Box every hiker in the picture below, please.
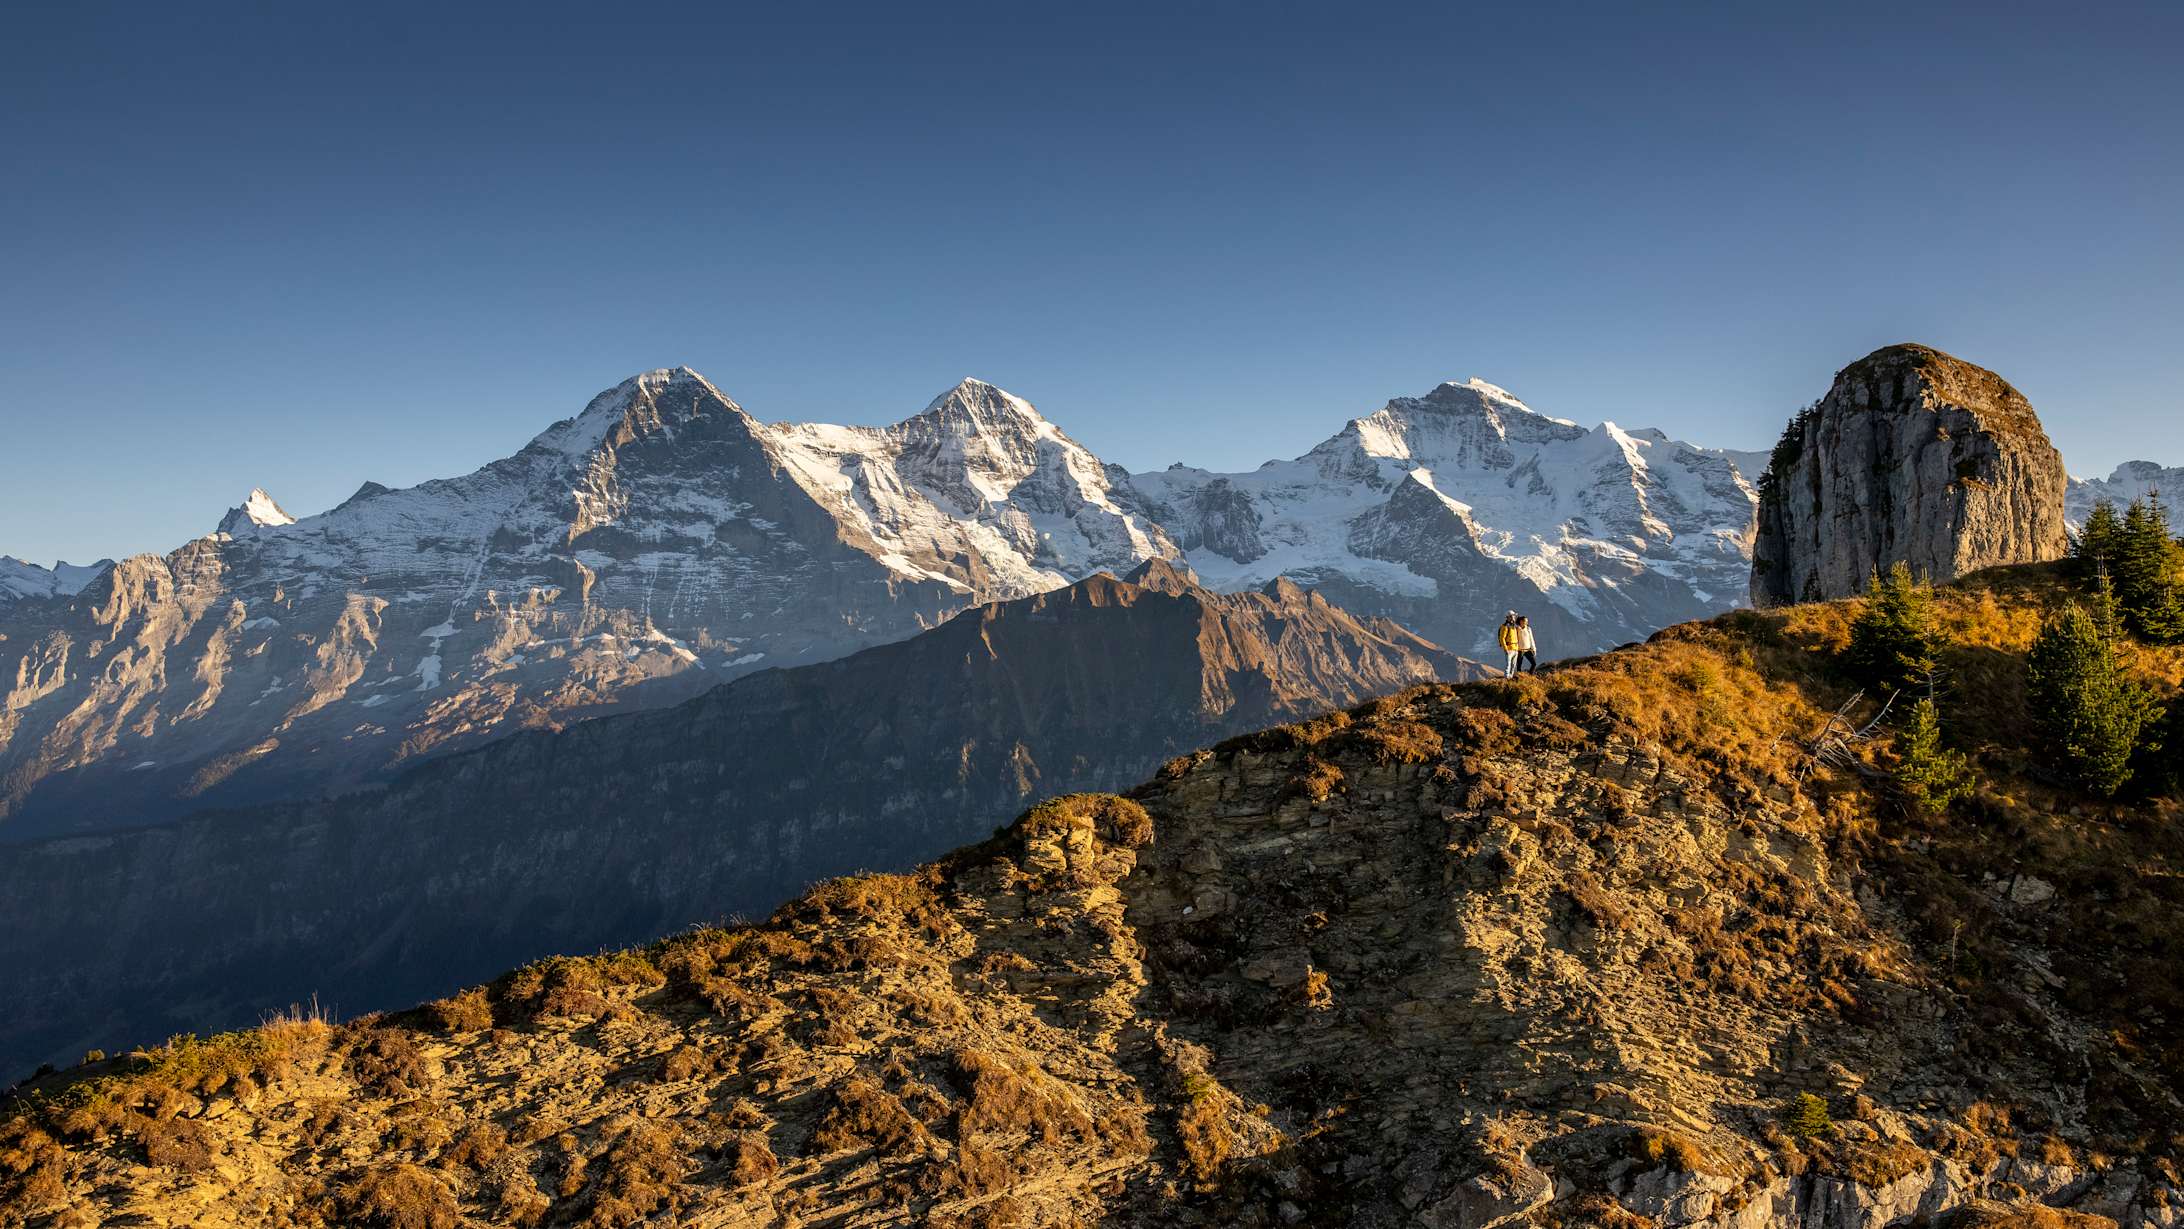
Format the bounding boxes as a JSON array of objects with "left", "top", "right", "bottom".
[
  {"left": 1515, "top": 614, "right": 1538, "bottom": 674},
  {"left": 1497, "top": 611, "right": 1521, "bottom": 677}
]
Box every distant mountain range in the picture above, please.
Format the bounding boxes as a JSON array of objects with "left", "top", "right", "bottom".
[
  {"left": 0, "top": 371, "right": 1174, "bottom": 837},
  {"left": 3, "top": 367, "right": 2169, "bottom": 838},
  {"left": 1124, "top": 377, "right": 1762, "bottom": 660},
  {"left": 0, "top": 562, "right": 1485, "bottom": 1075},
  {"left": 2065, "top": 460, "right": 2184, "bottom": 525}
]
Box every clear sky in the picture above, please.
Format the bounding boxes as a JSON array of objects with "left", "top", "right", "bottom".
[{"left": 4, "top": 2, "right": 2179, "bottom": 566}]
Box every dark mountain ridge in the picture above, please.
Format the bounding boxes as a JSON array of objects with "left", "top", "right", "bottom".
[{"left": 0, "top": 566, "right": 1482, "bottom": 1076}]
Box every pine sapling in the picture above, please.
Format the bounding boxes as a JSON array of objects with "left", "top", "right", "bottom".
[
  {"left": 2026, "top": 594, "right": 2158, "bottom": 797},
  {"left": 1896, "top": 697, "right": 1974, "bottom": 814},
  {"left": 1783, "top": 1092, "right": 1834, "bottom": 1141},
  {"left": 1845, "top": 562, "right": 1936, "bottom": 693}
]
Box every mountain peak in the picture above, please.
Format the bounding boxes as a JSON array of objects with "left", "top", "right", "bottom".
[
  {"left": 909, "top": 378, "right": 1054, "bottom": 436},
  {"left": 242, "top": 488, "right": 294, "bottom": 525},
  {"left": 530, "top": 367, "right": 743, "bottom": 459},
  {"left": 1416, "top": 377, "right": 1577, "bottom": 427},
  {"left": 1443, "top": 376, "right": 1522, "bottom": 402},
  {"left": 1123, "top": 555, "right": 1201, "bottom": 594},
  {"left": 216, "top": 488, "right": 296, "bottom": 537}
]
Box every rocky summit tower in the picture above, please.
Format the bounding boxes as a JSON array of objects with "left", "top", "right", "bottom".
[{"left": 1751, "top": 343, "right": 2068, "bottom": 606}]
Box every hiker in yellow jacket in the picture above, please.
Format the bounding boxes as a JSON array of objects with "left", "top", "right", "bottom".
[{"left": 1497, "top": 611, "right": 1521, "bottom": 677}]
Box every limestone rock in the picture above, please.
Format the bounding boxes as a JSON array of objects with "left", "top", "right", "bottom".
[{"left": 1751, "top": 344, "right": 2067, "bottom": 605}]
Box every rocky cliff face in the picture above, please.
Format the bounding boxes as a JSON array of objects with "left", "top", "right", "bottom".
[
  {"left": 8, "top": 568, "right": 2178, "bottom": 1228},
  {"left": 0, "top": 567, "right": 1482, "bottom": 1077},
  {"left": 1752, "top": 344, "right": 2068, "bottom": 605}
]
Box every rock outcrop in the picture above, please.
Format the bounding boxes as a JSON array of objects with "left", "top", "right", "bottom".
[{"left": 1752, "top": 344, "right": 2067, "bottom": 606}]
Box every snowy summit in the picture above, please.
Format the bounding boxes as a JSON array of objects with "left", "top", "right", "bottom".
[{"left": 217, "top": 488, "right": 298, "bottom": 536}]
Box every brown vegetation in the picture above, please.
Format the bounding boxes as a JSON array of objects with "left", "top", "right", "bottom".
[{"left": 6, "top": 565, "right": 2181, "bottom": 1227}]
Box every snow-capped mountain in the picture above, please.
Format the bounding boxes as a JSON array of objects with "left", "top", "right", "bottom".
[
  {"left": 1123, "top": 378, "right": 1759, "bottom": 658},
  {"left": 2066, "top": 461, "right": 2184, "bottom": 527},
  {"left": 215, "top": 488, "right": 296, "bottom": 536},
  {"left": 765, "top": 378, "right": 1173, "bottom": 594},
  {"left": 0, "top": 365, "right": 1764, "bottom": 837},
  {"left": 0, "top": 369, "right": 1176, "bottom": 837},
  {"left": 0, "top": 557, "right": 110, "bottom": 607}
]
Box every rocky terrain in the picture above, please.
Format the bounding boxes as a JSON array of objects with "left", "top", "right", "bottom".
[
  {"left": 1752, "top": 344, "right": 2069, "bottom": 605},
  {"left": 0, "top": 371, "right": 1179, "bottom": 838},
  {"left": 0, "top": 563, "right": 1483, "bottom": 1078},
  {"left": 6, "top": 562, "right": 2179, "bottom": 1228},
  {"left": 1127, "top": 377, "right": 1761, "bottom": 660}
]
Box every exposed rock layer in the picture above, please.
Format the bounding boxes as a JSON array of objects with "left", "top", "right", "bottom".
[{"left": 1752, "top": 344, "right": 2068, "bottom": 605}]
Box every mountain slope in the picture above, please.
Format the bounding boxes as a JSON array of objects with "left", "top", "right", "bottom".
[
  {"left": 1125, "top": 378, "right": 1758, "bottom": 659},
  {"left": 0, "top": 370, "right": 1177, "bottom": 838},
  {"left": 6, "top": 563, "right": 2176, "bottom": 1229},
  {"left": 0, "top": 565, "right": 1482, "bottom": 1077}
]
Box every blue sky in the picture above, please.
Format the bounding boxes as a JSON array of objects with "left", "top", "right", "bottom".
[{"left": 4, "top": 2, "right": 2179, "bottom": 566}]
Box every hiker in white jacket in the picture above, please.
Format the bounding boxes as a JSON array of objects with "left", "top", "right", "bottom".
[{"left": 1514, "top": 615, "right": 1538, "bottom": 675}]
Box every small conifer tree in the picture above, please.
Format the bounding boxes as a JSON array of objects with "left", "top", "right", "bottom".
[
  {"left": 1783, "top": 1092, "right": 1834, "bottom": 1140},
  {"left": 2113, "top": 492, "right": 2184, "bottom": 642},
  {"left": 2075, "top": 499, "right": 2124, "bottom": 574},
  {"left": 2026, "top": 592, "right": 2158, "bottom": 796},
  {"left": 1845, "top": 562, "right": 1936, "bottom": 692},
  {"left": 1896, "top": 697, "right": 1974, "bottom": 814},
  {"left": 2133, "top": 698, "right": 2181, "bottom": 800}
]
